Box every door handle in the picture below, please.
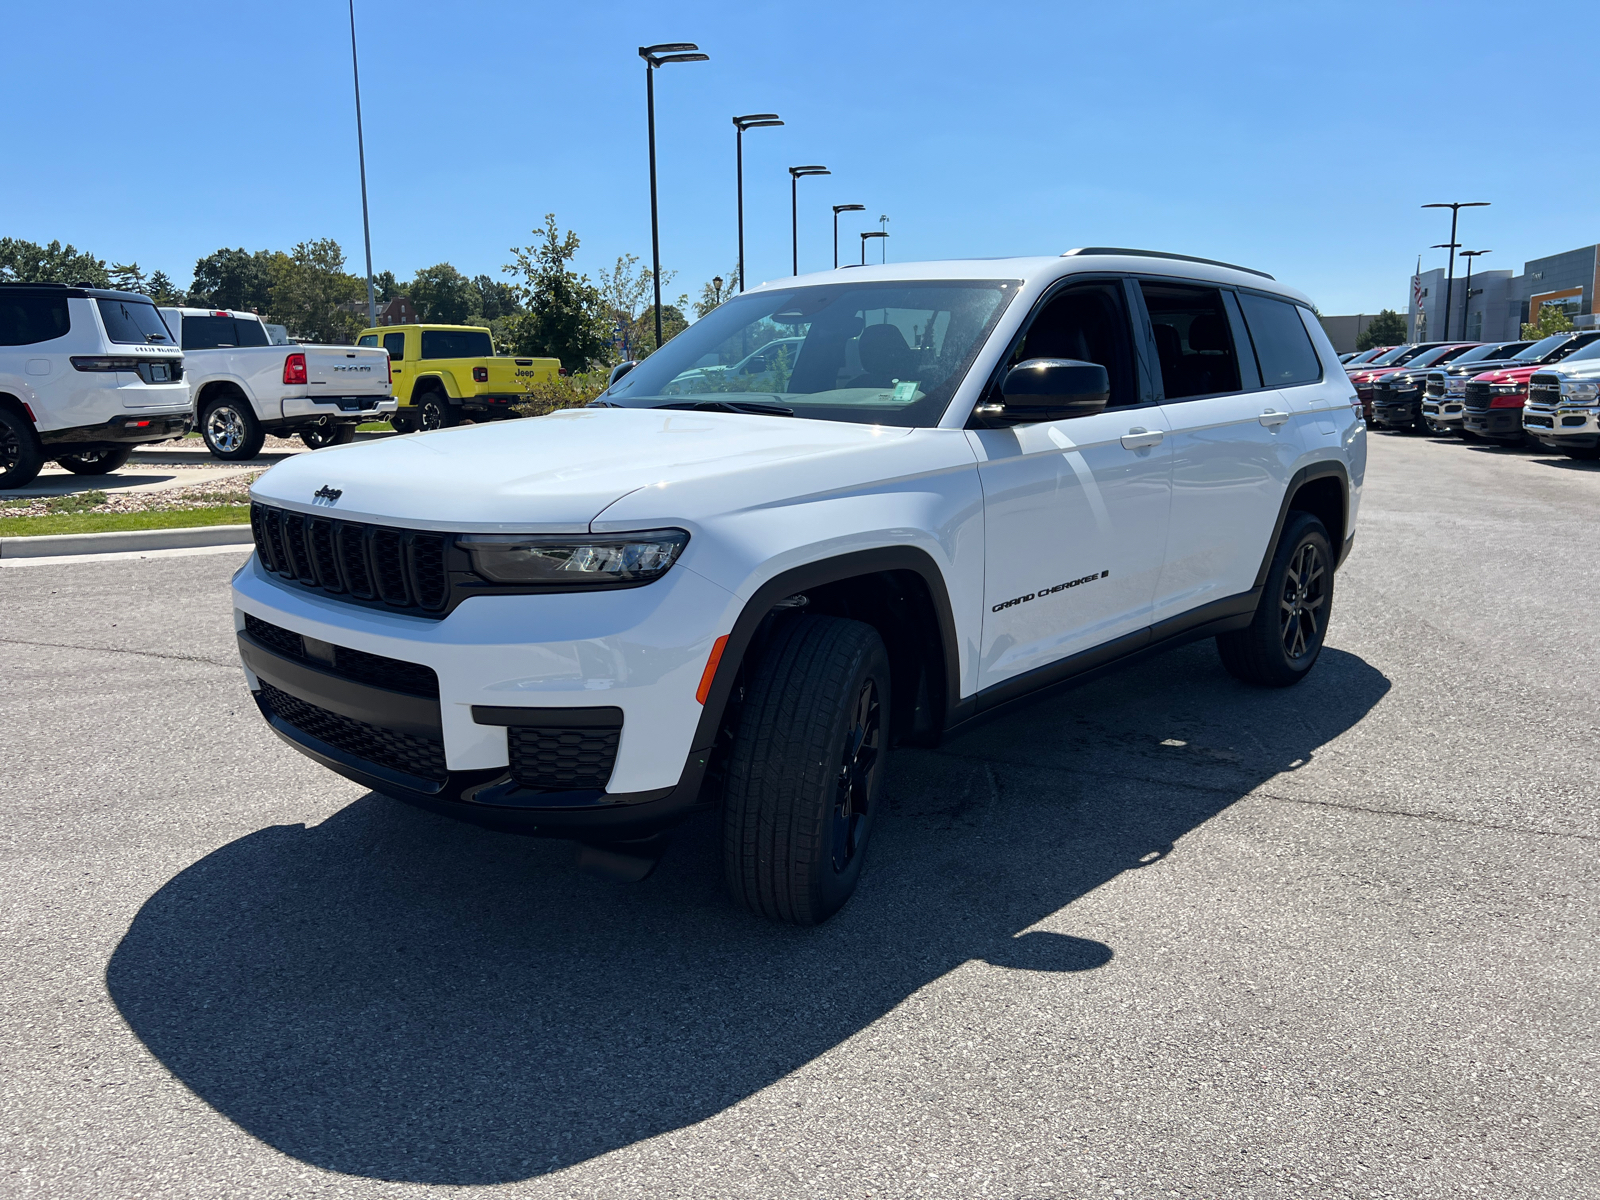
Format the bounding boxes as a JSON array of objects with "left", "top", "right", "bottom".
[
  {"left": 1259, "top": 409, "right": 1291, "bottom": 428},
  {"left": 1121, "top": 427, "right": 1164, "bottom": 450}
]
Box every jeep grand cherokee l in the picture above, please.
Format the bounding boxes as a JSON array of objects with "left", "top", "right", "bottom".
[{"left": 233, "top": 248, "right": 1363, "bottom": 924}]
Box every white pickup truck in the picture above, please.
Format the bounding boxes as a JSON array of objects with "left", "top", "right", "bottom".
[{"left": 159, "top": 307, "right": 395, "bottom": 459}]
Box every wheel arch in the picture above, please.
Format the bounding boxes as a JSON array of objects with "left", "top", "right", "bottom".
[
  {"left": 409, "top": 374, "right": 453, "bottom": 403},
  {"left": 1254, "top": 460, "right": 1350, "bottom": 588},
  {"left": 691, "top": 547, "right": 963, "bottom": 755},
  {"left": 0, "top": 391, "right": 38, "bottom": 429},
  {"left": 195, "top": 379, "right": 249, "bottom": 410}
]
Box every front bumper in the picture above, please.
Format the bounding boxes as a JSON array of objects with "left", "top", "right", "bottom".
[
  {"left": 232, "top": 554, "right": 737, "bottom": 839},
  {"left": 1421, "top": 397, "right": 1464, "bottom": 427},
  {"left": 1372, "top": 395, "right": 1421, "bottom": 425},
  {"left": 1463, "top": 407, "right": 1525, "bottom": 439},
  {"left": 1524, "top": 404, "right": 1600, "bottom": 447}
]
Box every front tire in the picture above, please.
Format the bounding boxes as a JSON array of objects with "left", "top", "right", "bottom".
[
  {"left": 722, "top": 615, "right": 890, "bottom": 926},
  {"left": 55, "top": 446, "right": 134, "bottom": 474},
  {"left": 0, "top": 407, "right": 45, "bottom": 490},
  {"left": 201, "top": 396, "right": 266, "bottom": 460},
  {"left": 1216, "top": 511, "right": 1333, "bottom": 688}
]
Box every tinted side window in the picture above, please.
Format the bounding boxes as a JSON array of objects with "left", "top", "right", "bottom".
[
  {"left": 0, "top": 292, "right": 71, "bottom": 346},
  {"left": 97, "top": 298, "right": 174, "bottom": 345},
  {"left": 232, "top": 318, "right": 269, "bottom": 348},
  {"left": 182, "top": 316, "right": 269, "bottom": 349},
  {"left": 1238, "top": 293, "right": 1322, "bottom": 387},
  {"left": 383, "top": 332, "right": 405, "bottom": 358},
  {"left": 1006, "top": 281, "right": 1137, "bottom": 407},
  {"left": 421, "top": 330, "right": 492, "bottom": 359},
  {"left": 1140, "top": 283, "right": 1242, "bottom": 400}
]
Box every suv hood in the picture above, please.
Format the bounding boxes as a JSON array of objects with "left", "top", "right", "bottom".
[{"left": 250, "top": 407, "right": 919, "bottom": 532}]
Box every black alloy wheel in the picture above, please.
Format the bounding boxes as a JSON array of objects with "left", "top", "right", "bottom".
[
  {"left": 1216, "top": 511, "right": 1334, "bottom": 687},
  {"left": 416, "top": 394, "right": 450, "bottom": 430},
  {"left": 832, "top": 677, "right": 882, "bottom": 873},
  {"left": 0, "top": 407, "right": 45, "bottom": 489},
  {"left": 55, "top": 446, "right": 134, "bottom": 475}
]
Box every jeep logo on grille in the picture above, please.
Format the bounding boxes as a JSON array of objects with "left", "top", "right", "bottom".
[{"left": 313, "top": 485, "right": 343, "bottom": 504}]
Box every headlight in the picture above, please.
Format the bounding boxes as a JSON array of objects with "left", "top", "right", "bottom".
[
  {"left": 1491, "top": 383, "right": 1523, "bottom": 395},
  {"left": 1561, "top": 380, "right": 1600, "bottom": 402},
  {"left": 457, "top": 529, "right": 688, "bottom": 585}
]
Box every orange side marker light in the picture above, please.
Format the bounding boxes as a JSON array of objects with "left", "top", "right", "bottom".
[{"left": 696, "top": 635, "right": 729, "bottom": 705}]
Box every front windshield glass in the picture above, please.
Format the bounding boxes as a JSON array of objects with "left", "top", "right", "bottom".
[
  {"left": 1406, "top": 345, "right": 1460, "bottom": 369},
  {"left": 1370, "top": 345, "right": 1414, "bottom": 366},
  {"left": 1347, "top": 348, "right": 1382, "bottom": 364},
  {"left": 1452, "top": 342, "right": 1519, "bottom": 365},
  {"left": 1557, "top": 337, "right": 1600, "bottom": 365},
  {"left": 601, "top": 279, "right": 1018, "bottom": 427},
  {"left": 1515, "top": 334, "right": 1571, "bottom": 361}
]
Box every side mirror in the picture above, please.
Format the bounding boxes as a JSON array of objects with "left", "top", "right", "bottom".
[
  {"left": 995, "top": 358, "right": 1110, "bottom": 421},
  {"left": 608, "top": 360, "right": 638, "bottom": 387}
]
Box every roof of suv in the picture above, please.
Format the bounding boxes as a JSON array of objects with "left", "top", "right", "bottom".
[
  {"left": 759, "top": 250, "right": 1313, "bottom": 308},
  {"left": 0, "top": 281, "right": 156, "bottom": 304}
]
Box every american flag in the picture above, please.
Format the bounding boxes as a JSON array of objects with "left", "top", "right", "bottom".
[{"left": 1412, "top": 256, "right": 1424, "bottom": 312}]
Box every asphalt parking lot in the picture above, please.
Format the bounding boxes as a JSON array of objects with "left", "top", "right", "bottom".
[{"left": 1, "top": 432, "right": 1595, "bottom": 1199}]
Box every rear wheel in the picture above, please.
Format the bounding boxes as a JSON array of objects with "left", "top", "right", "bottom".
[
  {"left": 299, "top": 422, "right": 356, "bottom": 450},
  {"left": 1216, "top": 511, "right": 1333, "bottom": 688},
  {"left": 415, "top": 392, "right": 452, "bottom": 430},
  {"left": 723, "top": 615, "right": 890, "bottom": 926},
  {"left": 0, "top": 407, "right": 45, "bottom": 490},
  {"left": 55, "top": 446, "right": 134, "bottom": 474},
  {"left": 201, "top": 395, "right": 265, "bottom": 460}
]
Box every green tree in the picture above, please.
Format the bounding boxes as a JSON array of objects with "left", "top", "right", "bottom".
[
  {"left": 145, "top": 270, "right": 184, "bottom": 305},
  {"left": 412, "top": 262, "right": 481, "bottom": 324},
  {"left": 0, "top": 238, "right": 110, "bottom": 286},
  {"left": 628, "top": 302, "right": 690, "bottom": 356},
  {"left": 503, "top": 214, "right": 610, "bottom": 370},
  {"left": 109, "top": 262, "right": 147, "bottom": 294},
  {"left": 693, "top": 267, "right": 739, "bottom": 319},
  {"left": 189, "top": 248, "right": 276, "bottom": 312},
  {"left": 267, "top": 239, "right": 363, "bottom": 343},
  {"left": 1522, "top": 304, "right": 1575, "bottom": 341},
  {"left": 474, "top": 274, "right": 521, "bottom": 321},
  {"left": 1356, "top": 309, "right": 1407, "bottom": 351},
  {"left": 374, "top": 270, "right": 408, "bottom": 302}
]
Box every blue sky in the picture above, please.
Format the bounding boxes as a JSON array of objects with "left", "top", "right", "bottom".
[{"left": 5, "top": 1, "right": 1595, "bottom": 315}]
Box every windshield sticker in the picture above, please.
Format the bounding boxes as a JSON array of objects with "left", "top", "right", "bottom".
[{"left": 891, "top": 381, "right": 920, "bottom": 402}]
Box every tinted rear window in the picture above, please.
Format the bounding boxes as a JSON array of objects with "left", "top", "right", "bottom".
[
  {"left": 97, "top": 298, "right": 174, "bottom": 345},
  {"left": 1238, "top": 293, "right": 1321, "bottom": 386},
  {"left": 421, "top": 329, "right": 492, "bottom": 359},
  {"left": 0, "top": 291, "right": 71, "bottom": 346},
  {"left": 182, "top": 315, "right": 270, "bottom": 350}
]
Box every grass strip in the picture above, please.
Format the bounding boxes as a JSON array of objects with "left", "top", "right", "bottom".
[{"left": 0, "top": 506, "right": 251, "bottom": 538}]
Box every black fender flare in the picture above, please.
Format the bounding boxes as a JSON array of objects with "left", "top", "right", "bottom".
[
  {"left": 1254, "top": 460, "right": 1352, "bottom": 589},
  {"left": 688, "top": 546, "right": 964, "bottom": 752}
]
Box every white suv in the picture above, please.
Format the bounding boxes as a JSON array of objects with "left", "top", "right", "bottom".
[
  {"left": 0, "top": 284, "right": 190, "bottom": 488},
  {"left": 233, "top": 249, "right": 1365, "bottom": 924}
]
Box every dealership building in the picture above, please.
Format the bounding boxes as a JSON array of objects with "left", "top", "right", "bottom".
[{"left": 1407, "top": 242, "right": 1600, "bottom": 344}]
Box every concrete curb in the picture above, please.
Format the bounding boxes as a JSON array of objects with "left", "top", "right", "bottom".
[{"left": 0, "top": 524, "right": 253, "bottom": 559}]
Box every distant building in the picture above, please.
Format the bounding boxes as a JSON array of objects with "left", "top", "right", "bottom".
[
  {"left": 1407, "top": 243, "right": 1600, "bottom": 343},
  {"left": 1319, "top": 314, "right": 1382, "bottom": 353},
  {"left": 337, "top": 296, "right": 419, "bottom": 327}
]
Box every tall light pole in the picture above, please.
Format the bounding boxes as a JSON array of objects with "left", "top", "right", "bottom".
[
  {"left": 640, "top": 43, "right": 710, "bottom": 351},
  {"left": 878, "top": 213, "right": 890, "bottom": 262},
  {"left": 1459, "top": 249, "right": 1491, "bottom": 341},
  {"left": 833, "top": 204, "right": 865, "bottom": 268},
  {"left": 348, "top": 0, "right": 376, "bottom": 330},
  {"left": 732, "top": 114, "right": 783, "bottom": 293},
  {"left": 788, "top": 165, "right": 830, "bottom": 275},
  {"left": 1430, "top": 242, "right": 1460, "bottom": 338},
  {"left": 861, "top": 230, "right": 888, "bottom": 265},
  {"left": 1422, "top": 202, "right": 1489, "bottom": 342}
]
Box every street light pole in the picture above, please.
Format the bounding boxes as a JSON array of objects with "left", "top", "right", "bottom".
[
  {"left": 1423, "top": 201, "right": 1489, "bottom": 342},
  {"left": 640, "top": 43, "right": 710, "bottom": 351},
  {"left": 788, "top": 165, "right": 829, "bottom": 275},
  {"left": 732, "top": 114, "right": 783, "bottom": 293},
  {"left": 861, "top": 230, "right": 888, "bottom": 265},
  {"left": 1459, "top": 249, "right": 1491, "bottom": 340},
  {"left": 348, "top": 0, "right": 376, "bottom": 330},
  {"left": 833, "top": 203, "right": 865, "bottom": 268}
]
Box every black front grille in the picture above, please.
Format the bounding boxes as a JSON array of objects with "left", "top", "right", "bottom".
[
  {"left": 508, "top": 726, "right": 621, "bottom": 792},
  {"left": 1425, "top": 376, "right": 1445, "bottom": 397},
  {"left": 243, "top": 612, "right": 440, "bottom": 698},
  {"left": 1528, "top": 375, "right": 1561, "bottom": 407},
  {"left": 259, "top": 681, "right": 447, "bottom": 781},
  {"left": 1525, "top": 414, "right": 1554, "bottom": 429},
  {"left": 1465, "top": 381, "right": 1492, "bottom": 412},
  {"left": 250, "top": 503, "right": 455, "bottom": 618},
  {"left": 1372, "top": 381, "right": 1393, "bottom": 400}
]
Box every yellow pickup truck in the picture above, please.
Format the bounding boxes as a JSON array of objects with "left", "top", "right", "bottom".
[{"left": 356, "top": 324, "right": 560, "bottom": 431}]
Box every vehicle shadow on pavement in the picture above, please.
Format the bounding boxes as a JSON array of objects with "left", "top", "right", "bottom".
[{"left": 106, "top": 642, "right": 1388, "bottom": 1185}]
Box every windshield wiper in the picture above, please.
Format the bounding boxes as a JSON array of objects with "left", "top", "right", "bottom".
[{"left": 652, "top": 399, "right": 794, "bottom": 417}]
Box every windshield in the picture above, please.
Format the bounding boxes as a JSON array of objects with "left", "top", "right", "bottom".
[
  {"left": 1370, "top": 345, "right": 1417, "bottom": 366},
  {"left": 1515, "top": 334, "right": 1574, "bottom": 361},
  {"left": 602, "top": 280, "right": 1017, "bottom": 427},
  {"left": 97, "top": 298, "right": 173, "bottom": 345},
  {"left": 1453, "top": 341, "right": 1524, "bottom": 365},
  {"left": 1406, "top": 345, "right": 1463, "bottom": 369},
  {"left": 1346, "top": 348, "right": 1382, "bottom": 364},
  {"left": 1553, "top": 336, "right": 1600, "bottom": 365}
]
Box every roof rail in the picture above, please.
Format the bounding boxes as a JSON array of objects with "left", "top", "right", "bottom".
[{"left": 1062, "top": 247, "right": 1274, "bottom": 281}]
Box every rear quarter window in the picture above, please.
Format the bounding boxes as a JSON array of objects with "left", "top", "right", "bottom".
[
  {"left": 1238, "top": 293, "right": 1322, "bottom": 387},
  {"left": 0, "top": 291, "right": 71, "bottom": 346}
]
